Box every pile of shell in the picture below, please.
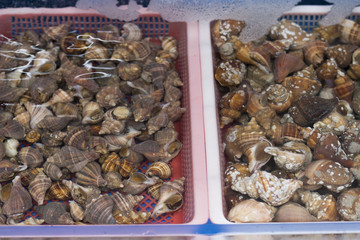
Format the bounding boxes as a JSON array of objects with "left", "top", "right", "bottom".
[
  {"left": 212, "top": 18, "right": 360, "bottom": 222},
  {"left": 0, "top": 21, "right": 186, "bottom": 225}
]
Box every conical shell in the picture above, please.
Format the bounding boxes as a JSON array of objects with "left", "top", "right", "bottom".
[
  {"left": 85, "top": 194, "right": 116, "bottom": 224},
  {"left": 96, "top": 24, "right": 123, "bottom": 42},
  {"left": 69, "top": 200, "right": 85, "bottom": 222},
  {"left": 151, "top": 177, "right": 185, "bottom": 218},
  {"left": 118, "top": 62, "right": 142, "bottom": 81},
  {"left": 42, "top": 22, "right": 71, "bottom": 42},
  {"left": 273, "top": 53, "right": 306, "bottom": 83},
  {"left": 47, "top": 181, "right": 72, "bottom": 200},
  {"left": 2, "top": 176, "right": 32, "bottom": 217},
  {"left": 122, "top": 172, "right": 159, "bottom": 195},
  {"left": 63, "top": 127, "right": 88, "bottom": 150},
  {"left": 268, "top": 122, "right": 304, "bottom": 145},
  {"left": 316, "top": 58, "right": 338, "bottom": 86},
  {"left": 103, "top": 171, "right": 123, "bottom": 190},
  {"left": 81, "top": 101, "right": 104, "bottom": 125},
  {"left": 211, "top": 19, "right": 245, "bottom": 47},
  {"left": 146, "top": 109, "right": 169, "bottom": 135},
  {"left": 14, "top": 111, "right": 31, "bottom": 131},
  {"left": 47, "top": 146, "right": 100, "bottom": 173},
  {"left": 37, "top": 116, "right": 73, "bottom": 132},
  {"left": 264, "top": 84, "right": 293, "bottom": 113},
  {"left": 0, "top": 120, "right": 25, "bottom": 140},
  {"left": 147, "top": 180, "right": 163, "bottom": 199},
  {"left": 339, "top": 19, "right": 360, "bottom": 45},
  {"left": 84, "top": 43, "right": 109, "bottom": 62},
  {"left": 18, "top": 146, "right": 43, "bottom": 168},
  {"left": 75, "top": 162, "right": 107, "bottom": 187},
  {"left": 325, "top": 44, "right": 357, "bottom": 68},
  {"left": 132, "top": 140, "right": 171, "bottom": 162},
  {"left": 101, "top": 152, "right": 121, "bottom": 173},
  {"left": 43, "top": 88, "right": 74, "bottom": 107},
  {"left": 35, "top": 202, "right": 74, "bottom": 225},
  {"left": 28, "top": 172, "right": 51, "bottom": 205},
  {"left": 337, "top": 188, "right": 360, "bottom": 220},
  {"left": 62, "top": 180, "right": 101, "bottom": 207},
  {"left": 0, "top": 160, "right": 27, "bottom": 182},
  {"left": 274, "top": 202, "right": 317, "bottom": 222},
  {"left": 111, "top": 40, "right": 151, "bottom": 61},
  {"left": 105, "top": 127, "right": 141, "bottom": 150},
  {"left": 29, "top": 74, "right": 58, "bottom": 102},
  {"left": 0, "top": 87, "right": 28, "bottom": 103},
  {"left": 19, "top": 167, "right": 43, "bottom": 187},
  {"left": 25, "top": 102, "right": 53, "bottom": 129},
  {"left": 313, "top": 24, "right": 340, "bottom": 44},
  {"left": 121, "top": 23, "right": 142, "bottom": 41},
  {"left": 215, "top": 59, "right": 247, "bottom": 87},
  {"left": 282, "top": 76, "right": 322, "bottom": 103},
  {"left": 43, "top": 161, "right": 63, "bottom": 181},
  {"left": 334, "top": 74, "right": 355, "bottom": 103},
  {"left": 111, "top": 192, "right": 143, "bottom": 215},
  {"left": 99, "top": 118, "right": 126, "bottom": 135},
  {"left": 0, "top": 182, "right": 12, "bottom": 203},
  {"left": 146, "top": 161, "right": 172, "bottom": 179},
  {"left": 29, "top": 47, "right": 59, "bottom": 75},
  {"left": 303, "top": 40, "right": 328, "bottom": 66},
  {"left": 227, "top": 199, "right": 276, "bottom": 223}
]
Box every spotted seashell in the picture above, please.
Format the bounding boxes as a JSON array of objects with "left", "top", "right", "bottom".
[
  {"left": 305, "top": 159, "right": 354, "bottom": 193},
  {"left": 298, "top": 189, "right": 339, "bottom": 221},
  {"left": 103, "top": 171, "right": 123, "bottom": 190},
  {"left": 25, "top": 102, "right": 53, "bottom": 129},
  {"left": 274, "top": 202, "right": 317, "bottom": 222},
  {"left": 151, "top": 177, "right": 185, "bottom": 218},
  {"left": 122, "top": 172, "right": 159, "bottom": 195},
  {"left": 35, "top": 202, "right": 74, "bottom": 225},
  {"left": 18, "top": 146, "right": 43, "bottom": 168},
  {"left": 313, "top": 24, "right": 340, "bottom": 44},
  {"left": 69, "top": 200, "right": 85, "bottom": 222},
  {"left": 111, "top": 192, "right": 143, "bottom": 215},
  {"left": 0, "top": 160, "right": 26, "bottom": 182},
  {"left": 47, "top": 146, "right": 100, "bottom": 173},
  {"left": 282, "top": 76, "right": 322, "bottom": 103},
  {"left": 313, "top": 110, "right": 348, "bottom": 136},
  {"left": 81, "top": 101, "right": 104, "bottom": 125},
  {"left": 273, "top": 53, "right": 306, "bottom": 83},
  {"left": 337, "top": 188, "right": 360, "bottom": 220},
  {"left": 264, "top": 84, "right": 293, "bottom": 113},
  {"left": 84, "top": 43, "right": 109, "bottom": 62},
  {"left": 42, "top": 89, "right": 74, "bottom": 107},
  {"left": 289, "top": 94, "right": 338, "bottom": 127},
  {"left": 47, "top": 181, "right": 72, "bottom": 200},
  {"left": 215, "top": 59, "right": 246, "bottom": 87},
  {"left": 339, "top": 19, "right": 360, "bottom": 45},
  {"left": 211, "top": 19, "right": 245, "bottom": 47},
  {"left": 75, "top": 162, "right": 107, "bottom": 187},
  {"left": 42, "top": 22, "right": 71, "bottom": 42},
  {"left": 28, "top": 172, "right": 51, "bottom": 205},
  {"left": 85, "top": 194, "right": 116, "bottom": 224},
  {"left": 316, "top": 58, "right": 339, "bottom": 86},
  {"left": 2, "top": 176, "right": 32, "bottom": 218},
  {"left": 0, "top": 120, "right": 25, "bottom": 140},
  {"left": 63, "top": 127, "right": 88, "bottom": 150},
  {"left": 146, "top": 162, "right": 172, "bottom": 179},
  {"left": 121, "top": 23, "right": 142, "bottom": 41},
  {"left": 227, "top": 199, "right": 276, "bottom": 223},
  {"left": 325, "top": 44, "right": 357, "bottom": 68},
  {"left": 230, "top": 170, "right": 302, "bottom": 206}
]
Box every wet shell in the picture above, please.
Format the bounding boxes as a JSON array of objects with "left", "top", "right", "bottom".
[
  {"left": 60, "top": 34, "right": 88, "bottom": 54},
  {"left": 37, "top": 116, "right": 73, "bottom": 132},
  {"left": 63, "top": 127, "right": 88, "bottom": 150},
  {"left": 69, "top": 200, "right": 85, "bottom": 222},
  {"left": 151, "top": 177, "right": 185, "bottom": 218},
  {"left": 47, "top": 181, "right": 72, "bottom": 200},
  {"left": 84, "top": 43, "right": 109, "bottom": 62},
  {"left": 0, "top": 120, "right": 25, "bottom": 140},
  {"left": 47, "top": 146, "right": 100, "bottom": 173},
  {"left": 339, "top": 19, "right": 360, "bottom": 45},
  {"left": 18, "top": 146, "right": 43, "bottom": 168},
  {"left": 82, "top": 101, "right": 104, "bottom": 125},
  {"left": 4, "top": 138, "right": 19, "bottom": 158},
  {"left": 227, "top": 199, "right": 276, "bottom": 223},
  {"left": 19, "top": 167, "right": 43, "bottom": 187},
  {"left": 53, "top": 102, "right": 80, "bottom": 119},
  {"left": 265, "top": 141, "right": 312, "bottom": 172},
  {"left": 111, "top": 192, "right": 143, "bottom": 215},
  {"left": 29, "top": 47, "right": 59, "bottom": 75},
  {"left": 25, "top": 102, "right": 53, "bottom": 129},
  {"left": 337, "top": 188, "right": 360, "bottom": 220},
  {"left": 103, "top": 171, "right": 123, "bottom": 190},
  {"left": 229, "top": 170, "right": 303, "bottom": 206},
  {"left": 28, "top": 172, "right": 52, "bottom": 205},
  {"left": 97, "top": 24, "right": 123, "bottom": 43},
  {"left": 264, "top": 84, "right": 293, "bottom": 113},
  {"left": 347, "top": 63, "right": 360, "bottom": 80},
  {"left": 147, "top": 180, "right": 163, "bottom": 199},
  {"left": 96, "top": 86, "right": 125, "bottom": 109},
  {"left": 122, "top": 172, "right": 159, "bottom": 195},
  {"left": 325, "top": 44, "right": 357, "bottom": 68},
  {"left": 0, "top": 160, "right": 27, "bottom": 182},
  {"left": 273, "top": 53, "right": 306, "bottom": 83},
  {"left": 211, "top": 19, "right": 245, "bottom": 47},
  {"left": 246, "top": 93, "right": 267, "bottom": 117},
  {"left": 35, "top": 202, "right": 74, "bottom": 225},
  {"left": 316, "top": 58, "right": 339, "bottom": 86},
  {"left": 141, "top": 61, "right": 167, "bottom": 87},
  {"left": 85, "top": 194, "right": 116, "bottom": 224},
  {"left": 260, "top": 39, "right": 291, "bottom": 58},
  {"left": 121, "top": 23, "right": 142, "bottom": 41},
  {"left": 289, "top": 94, "right": 338, "bottom": 127},
  {"left": 146, "top": 162, "right": 172, "bottom": 179},
  {"left": 303, "top": 40, "right": 328, "bottom": 66},
  {"left": 334, "top": 74, "right": 355, "bottom": 103},
  {"left": 146, "top": 108, "right": 169, "bottom": 135},
  {"left": 101, "top": 152, "right": 121, "bottom": 173},
  {"left": 42, "top": 22, "right": 71, "bottom": 42},
  {"left": 282, "top": 76, "right": 322, "bottom": 103},
  {"left": 234, "top": 41, "right": 271, "bottom": 73},
  {"left": 75, "top": 162, "right": 107, "bottom": 187},
  {"left": 215, "top": 59, "right": 246, "bottom": 87},
  {"left": 305, "top": 159, "right": 354, "bottom": 193},
  {"left": 274, "top": 202, "right": 317, "bottom": 222},
  {"left": 165, "top": 70, "right": 183, "bottom": 87},
  {"left": 2, "top": 176, "right": 32, "bottom": 218},
  {"left": 313, "top": 110, "right": 348, "bottom": 136},
  {"left": 43, "top": 89, "right": 74, "bottom": 107}
]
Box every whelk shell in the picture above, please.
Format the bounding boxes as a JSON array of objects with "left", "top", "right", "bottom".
[
  {"left": 28, "top": 172, "right": 52, "bottom": 205},
  {"left": 85, "top": 194, "right": 116, "bottom": 224},
  {"left": 337, "top": 188, "right": 360, "bottom": 221},
  {"left": 35, "top": 202, "right": 74, "bottom": 225},
  {"left": 0, "top": 119, "right": 25, "bottom": 140},
  {"left": 25, "top": 102, "right": 53, "bottom": 129},
  {"left": 75, "top": 162, "right": 107, "bottom": 187},
  {"left": 118, "top": 62, "right": 142, "bottom": 81},
  {"left": 96, "top": 85, "right": 125, "bottom": 109},
  {"left": 274, "top": 202, "right": 317, "bottom": 222},
  {"left": 264, "top": 84, "right": 293, "bottom": 113},
  {"left": 42, "top": 88, "right": 74, "bottom": 107},
  {"left": 303, "top": 40, "right": 328, "bottom": 66},
  {"left": 82, "top": 101, "right": 104, "bottom": 125},
  {"left": 63, "top": 127, "right": 88, "bottom": 150},
  {"left": 282, "top": 76, "right": 322, "bottom": 103},
  {"left": 339, "top": 19, "right": 360, "bottom": 45},
  {"left": 122, "top": 172, "right": 159, "bottom": 195},
  {"left": 111, "top": 192, "right": 143, "bottom": 215},
  {"left": 43, "top": 160, "right": 63, "bottom": 181},
  {"left": 227, "top": 199, "right": 276, "bottom": 223},
  {"left": 69, "top": 200, "right": 85, "bottom": 222},
  {"left": 42, "top": 22, "right": 71, "bottom": 42},
  {"left": 215, "top": 59, "right": 246, "bottom": 87},
  {"left": 84, "top": 43, "right": 109, "bottom": 62},
  {"left": 18, "top": 146, "right": 44, "bottom": 168},
  {"left": 316, "top": 58, "right": 338, "bottom": 86},
  {"left": 47, "top": 181, "right": 72, "bottom": 200},
  {"left": 121, "top": 23, "right": 142, "bottom": 41},
  {"left": 0, "top": 159, "right": 26, "bottom": 182},
  {"left": 325, "top": 44, "right": 357, "bottom": 68},
  {"left": 145, "top": 161, "right": 172, "bottom": 179},
  {"left": 103, "top": 171, "right": 123, "bottom": 190},
  {"left": 211, "top": 19, "right": 245, "bottom": 47},
  {"left": 273, "top": 53, "right": 306, "bottom": 83}
]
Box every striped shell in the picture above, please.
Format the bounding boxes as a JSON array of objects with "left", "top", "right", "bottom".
[
  {"left": 18, "top": 146, "right": 44, "bottom": 168},
  {"left": 47, "top": 181, "right": 71, "bottom": 200},
  {"left": 69, "top": 200, "right": 85, "bottom": 222},
  {"left": 145, "top": 162, "right": 172, "bottom": 179},
  {"left": 85, "top": 194, "right": 116, "bottom": 224},
  {"left": 339, "top": 19, "right": 360, "bottom": 45},
  {"left": 0, "top": 120, "right": 25, "bottom": 140},
  {"left": 63, "top": 127, "right": 88, "bottom": 150},
  {"left": 111, "top": 192, "right": 144, "bottom": 215},
  {"left": 28, "top": 172, "right": 52, "bottom": 205},
  {"left": 121, "top": 23, "right": 142, "bottom": 41},
  {"left": 303, "top": 40, "right": 328, "bottom": 66},
  {"left": 75, "top": 162, "right": 107, "bottom": 187}
]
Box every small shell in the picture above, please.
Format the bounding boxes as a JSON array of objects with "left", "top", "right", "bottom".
[
  {"left": 325, "top": 44, "right": 357, "bottom": 68},
  {"left": 274, "top": 202, "right": 317, "bottom": 222},
  {"left": 273, "top": 53, "right": 306, "bottom": 83},
  {"left": 47, "top": 181, "right": 72, "bottom": 200},
  {"left": 141, "top": 61, "right": 167, "bottom": 87},
  {"left": 132, "top": 140, "right": 171, "bottom": 162},
  {"left": 43, "top": 89, "right": 74, "bottom": 107},
  {"left": 234, "top": 41, "right": 271, "bottom": 73},
  {"left": 313, "top": 110, "right": 348, "bottom": 136},
  {"left": 339, "top": 19, "right": 360, "bottom": 45},
  {"left": 43, "top": 161, "right": 63, "bottom": 181},
  {"left": 146, "top": 162, "right": 172, "bottom": 179},
  {"left": 264, "top": 84, "right": 293, "bottom": 113},
  {"left": 289, "top": 94, "right": 338, "bottom": 127},
  {"left": 18, "top": 146, "right": 44, "bottom": 168},
  {"left": 19, "top": 167, "right": 43, "bottom": 187},
  {"left": 25, "top": 102, "right": 53, "bottom": 129},
  {"left": 96, "top": 86, "right": 125, "bottom": 109},
  {"left": 146, "top": 108, "right": 169, "bottom": 135},
  {"left": 47, "top": 146, "right": 100, "bottom": 173},
  {"left": 105, "top": 106, "right": 131, "bottom": 121},
  {"left": 305, "top": 159, "right": 354, "bottom": 192},
  {"left": 64, "top": 127, "right": 88, "bottom": 150},
  {"left": 97, "top": 24, "right": 123, "bottom": 42},
  {"left": 151, "top": 177, "right": 185, "bottom": 218},
  {"left": 81, "top": 101, "right": 104, "bottom": 125},
  {"left": 0, "top": 159, "right": 26, "bottom": 182},
  {"left": 99, "top": 118, "right": 126, "bottom": 135},
  {"left": 85, "top": 194, "right": 116, "bottom": 224},
  {"left": 268, "top": 122, "right": 304, "bottom": 145},
  {"left": 103, "top": 171, "right": 123, "bottom": 190},
  {"left": 121, "top": 23, "right": 142, "bottom": 41},
  {"left": 246, "top": 93, "right": 267, "bottom": 117},
  {"left": 160, "top": 36, "right": 178, "bottom": 59},
  {"left": 13, "top": 217, "right": 45, "bottom": 225},
  {"left": 147, "top": 180, "right": 163, "bottom": 199},
  {"left": 0, "top": 182, "right": 12, "bottom": 203},
  {"left": 41, "top": 131, "right": 67, "bottom": 147},
  {"left": 227, "top": 199, "right": 276, "bottom": 223},
  {"left": 111, "top": 40, "right": 151, "bottom": 61},
  {"left": 164, "top": 84, "right": 182, "bottom": 103},
  {"left": 28, "top": 172, "right": 52, "bottom": 205},
  {"left": 347, "top": 63, "right": 360, "bottom": 80},
  {"left": 313, "top": 24, "right": 340, "bottom": 44},
  {"left": 337, "top": 188, "right": 360, "bottom": 220},
  {"left": 0, "top": 111, "right": 13, "bottom": 126},
  {"left": 122, "top": 172, "right": 159, "bottom": 195},
  {"left": 69, "top": 200, "right": 85, "bottom": 222},
  {"left": 334, "top": 74, "right": 355, "bottom": 103},
  {"left": 75, "top": 162, "right": 107, "bottom": 187},
  {"left": 29, "top": 47, "right": 59, "bottom": 75},
  {"left": 42, "top": 22, "right": 71, "bottom": 42},
  {"left": 35, "top": 202, "right": 74, "bottom": 225},
  {"left": 53, "top": 102, "right": 80, "bottom": 119},
  {"left": 0, "top": 87, "right": 27, "bottom": 103},
  {"left": 111, "top": 192, "right": 143, "bottom": 215},
  {"left": 113, "top": 210, "right": 151, "bottom": 224},
  {"left": 13, "top": 111, "right": 31, "bottom": 131},
  {"left": 63, "top": 180, "right": 101, "bottom": 207},
  {"left": 84, "top": 43, "right": 109, "bottom": 62},
  {"left": 265, "top": 141, "right": 312, "bottom": 172},
  {"left": 2, "top": 176, "right": 32, "bottom": 218},
  {"left": 0, "top": 120, "right": 25, "bottom": 140},
  {"left": 211, "top": 19, "right": 245, "bottom": 47},
  {"left": 282, "top": 76, "right": 322, "bottom": 103},
  {"left": 303, "top": 40, "right": 328, "bottom": 66},
  {"left": 215, "top": 59, "right": 247, "bottom": 87},
  {"left": 117, "top": 62, "right": 142, "bottom": 81},
  {"left": 105, "top": 127, "right": 141, "bottom": 150},
  {"left": 60, "top": 34, "right": 88, "bottom": 54},
  {"left": 316, "top": 58, "right": 339, "bottom": 86},
  {"left": 101, "top": 152, "right": 121, "bottom": 173},
  {"left": 4, "top": 138, "right": 19, "bottom": 158}
]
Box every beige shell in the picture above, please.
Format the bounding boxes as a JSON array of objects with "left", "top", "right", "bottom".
[
  {"left": 41, "top": 131, "right": 67, "bottom": 147},
  {"left": 268, "top": 122, "right": 304, "bottom": 145},
  {"left": 42, "top": 22, "right": 71, "bottom": 42},
  {"left": 64, "top": 127, "right": 88, "bottom": 150},
  {"left": 18, "top": 146, "right": 44, "bottom": 168},
  {"left": 62, "top": 180, "right": 101, "bottom": 207},
  {"left": 85, "top": 194, "right": 116, "bottom": 224},
  {"left": 160, "top": 36, "right": 178, "bottom": 59},
  {"left": 0, "top": 119, "right": 25, "bottom": 140},
  {"left": 19, "top": 167, "right": 43, "bottom": 187},
  {"left": 339, "top": 19, "right": 360, "bottom": 45},
  {"left": 227, "top": 199, "right": 276, "bottom": 223},
  {"left": 111, "top": 40, "right": 151, "bottom": 61},
  {"left": 43, "top": 161, "right": 63, "bottom": 181},
  {"left": 101, "top": 152, "right": 121, "bottom": 173},
  {"left": 264, "top": 141, "right": 312, "bottom": 172},
  {"left": 264, "top": 84, "right": 293, "bottom": 113},
  {"left": 84, "top": 43, "right": 109, "bottom": 62},
  {"left": 28, "top": 172, "right": 52, "bottom": 205},
  {"left": 121, "top": 23, "right": 142, "bottom": 41},
  {"left": 105, "top": 127, "right": 141, "bottom": 151},
  {"left": 111, "top": 192, "right": 143, "bottom": 215},
  {"left": 122, "top": 172, "right": 159, "bottom": 195},
  {"left": 13, "top": 111, "right": 31, "bottom": 132},
  {"left": 81, "top": 101, "right": 104, "bottom": 125},
  {"left": 274, "top": 202, "right": 317, "bottom": 222},
  {"left": 25, "top": 102, "right": 53, "bottom": 129},
  {"left": 282, "top": 76, "right": 322, "bottom": 103},
  {"left": 75, "top": 162, "right": 107, "bottom": 187},
  {"left": 29, "top": 47, "right": 59, "bottom": 75},
  {"left": 303, "top": 40, "right": 328, "bottom": 66},
  {"left": 69, "top": 200, "right": 85, "bottom": 222},
  {"left": 337, "top": 188, "right": 360, "bottom": 220},
  {"left": 145, "top": 162, "right": 172, "bottom": 179},
  {"left": 313, "top": 110, "right": 348, "bottom": 136},
  {"left": 113, "top": 210, "right": 151, "bottom": 224},
  {"left": 43, "top": 89, "right": 74, "bottom": 107},
  {"left": 230, "top": 170, "right": 303, "bottom": 206},
  {"left": 96, "top": 86, "right": 125, "bottom": 109},
  {"left": 147, "top": 180, "right": 163, "bottom": 199},
  {"left": 47, "top": 181, "right": 72, "bottom": 200},
  {"left": 211, "top": 19, "right": 245, "bottom": 47},
  {"left": 99, "top": 118, "right": 126, "bottom": 135},
  {"left": 215, "top": 59, "right": 246, "bottom": 87},
  {"left": 117, "top": 62, "right": 142, "bottom": 81},
  {"left": 103, "top": 171, "right": 123, "bottom": 190}
]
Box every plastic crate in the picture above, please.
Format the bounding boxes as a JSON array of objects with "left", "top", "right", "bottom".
[
  {"left": 201, "top": 5, "right": 360, "bottom": 233},
  {"left": 0, "top": 7, "right": 207, "bottom": 236}
]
